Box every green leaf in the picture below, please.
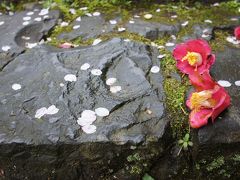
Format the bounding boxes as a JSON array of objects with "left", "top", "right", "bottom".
[
  {"left": 183, "top": 142, "right": 188, "bottom": 149},
  {"left": 178, "top": 139, "right": 184, "bottom": 144},
  {"left": 188, "top": 141, "right": 193, "bottom": 146},
  {"left": 184, "top": 133, "right": 190, "bottom": 141},
  {"left": 142, "top": 173, "right": 154, "bottom": 180}
]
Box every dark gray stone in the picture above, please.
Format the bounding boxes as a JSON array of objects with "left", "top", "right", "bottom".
[
  {"left": 58, "top": 15, "right": 116, "bottom": 41},
  {"left": 196, "top": 46, "right": 240, "bottom": 145},
  {"left": 126, "top": 19, "right": 180, "bottom": 40},
  {"left": 0, "top": 9, "right": 60, "bottom": 70},
  {"left": 0, "top": 38, "right": 170, "bottom": 179},
  {"left": 0, "top": 38, "right": 167, "bottom": 145},
  {"left": 182, "top": 24, "right": 213, "bottom": 41}
]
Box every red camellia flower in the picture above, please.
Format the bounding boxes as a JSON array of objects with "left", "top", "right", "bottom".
[
  {"left": 173, "top": 39, "right": 215, "bottom": 75},
  {"left": 234, "top": 26, "right": 240, "bottom": 40},
  {"left": 189, "top": 70, "right": 217, "bottom": 91},
  {"left": 186, "top": 85, "right": 230, "bottom": 129}
]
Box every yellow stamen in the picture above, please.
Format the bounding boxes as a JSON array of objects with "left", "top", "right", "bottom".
[
  {"left": 182, "top": 52, "right": 203, "bottom": 66},
  {"left": 190, "top": 90, "right": 215, "bottom": 111}
]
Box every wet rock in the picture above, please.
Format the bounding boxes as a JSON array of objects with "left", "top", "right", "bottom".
[
  {"left": 58, "top": 15, "right": 116, "bottom": 41},
  {"left": 0, "top": 9, "right": 60, "bottom": 70},
  {"left": 196, "top": 46, "right": 240, "bottom": 145},
  {"left": 182, "top": 24, "right": 213, "bottom": 41},
  {"left": 126, "top": 19, "right": 180, "bottom": 40},
  {"left": 0, "top": 38, "right": 167, "bottom": 145},
  {"left": 0, "top": 38, "right": 170, "bottom": 179}
]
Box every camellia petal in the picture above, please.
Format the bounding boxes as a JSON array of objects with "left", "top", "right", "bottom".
[{"left": 234, "top": 26, "right": 240, "bottom": 40}]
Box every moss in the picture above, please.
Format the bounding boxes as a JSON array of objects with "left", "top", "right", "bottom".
[
  {"left": 210, "top": 30, "right": 231, "bottom": 52},
  {"left": 232, "top": 154, "right": 240, "bottom": 162},
  {"left": 206, "top": 156, "right": 225, "bottom": 172}
]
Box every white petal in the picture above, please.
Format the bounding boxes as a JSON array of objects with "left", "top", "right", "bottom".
[
  {"left": 23, "top": 21, "right": 30, "bottom": 26},
  {"left": 95, "top": 107, "right": 109, "bottom": 117},
  {"left": 165, "top": 42, "right": 175, "bottom": 47},
  {"left": 218, "top": 80, "right": 231, "bottom": 87},
  {"left": 22, "top": 36, "right": 31, "bottom": 40},
  {"left": 204, "top": 19, "right": 212, "bottom": 23},
  {"left": 76, "top": 17, "right": 81, "bottom": 21},
  {"left": 124, "top": 39, "right": 131, "bottom": 42},
  {"left": 2, "top": 46, "right": 11, "bottom": 51},
  {"left": 35, "top": 107, "right": 48, "bottom": 119},
  {"left": 34, "top": 17, "right": 42, "bottom": 21},
  {"left": 39, "top": 8, "right": 49, "bottom": 16},
  {"left": 64, "top": 74, "right": 77, "bottom": 82},
  {"left": 134, "top": 15, "right": 140, "bottom": 18},
  {"left": 171, "top": 15, "right": 178, "bottom": 18},
  {"left": 118, "top": 27, "right": 126, "bottom": 32},
  {"left": 157, "top": 54, "right": 166, "bottom": 59},
  {"left": 144, "top": 14, "right": 153, "bottom": 19},
  {"left": 46, "top": 105, "right": 59, "bottom": 115},
  {"left": 12, "top": 83, "right": 21, "bottom": 90},
  {"left": 43, "top": 15, "right": 49, "bottom": 19},
  {"left": 91, "top": 69, "right": 102, "bottom": 76},
  {"left": 150, "top": 66, "right": 160, "bottom": 73},
  {"left": 181, "top": 21, "right": 188, "bottom": 27},
  {"left": 110, "top": 86, "right": 122, "bottom": 93},
  {"left": 93, "top": 12, "right": 101, "bottom": 16},
  {"left": 26, "top": 42, "right": 37, "bottom": 49},
  {"left": 23, "top": 16, "right": 31, "bottom": 21},
  {"left": 0, "top": 21, "right": 4, "bottom": 26},
  {"left": 69, "top": 8, "right": 76, "bottom": 15},
  {"left": 81, "top": 110, "right": 96, "bottom": 118},
  {"left": 80, "top": 7, "right": 88, "bottom": 10},
  {"left": 129, "top": 20, "right": 135, "bottom": 24},
  {"left": 156, "top": 8, "right": 161, "bottom": 12},
  {"left": 235, "top": 81, "right": 240, "bottom": 86},
  {"left": 85, "top": 13, "right": 92, "bottom": 17},
  {"left": 92, "top": 38, "right": 102, "bottom": 46},
  {"left": 60, "top": 83, "right": 65, "bottom": 87},
  {"left": 26, "top": 11, "right": 34, "bottom": 16},
  {"left": 106, "top": 78, "right": 117, "bottom": 86},
  {"left": 77, "top": 117, "right": 94, "bottom": 126},
  {"left": 80, "top": 63, "right": 90, "bottom": 70},
  {"left": 82, "top": 124, "right": 96, "bottom": 134},
  {"left": 73, "top": 25, "right": 80, "bottom": 30},
  {"left": 60, "top": 22, "right": 69, "bottom": 27},
  {"left": 109, "top": 20, "right": 117, "bottom": 24}
]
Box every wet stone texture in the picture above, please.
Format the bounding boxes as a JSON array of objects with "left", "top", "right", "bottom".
[
  {"left": 58, "top": 15, "right": 117, "bottom": 41},
  {"left": 196, "top": 46, "right": 240, "bottom": 145},
  {"left": 126, "top": 19, "right": 180, "bottom": 40},
  {"left": 0, "top": 38, "right": 170, "bottom": 179},
  {"left": 0, "top": 9, "right": 60, "bottom": 70}
]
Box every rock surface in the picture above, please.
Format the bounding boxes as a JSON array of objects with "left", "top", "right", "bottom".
[
  {"left": 126, "top": 19, "right": 180, "bottom": 40},
  {"left": 58, "top": 15, "right": 116, "bottom": 41},
  {"left": 0, "top": 38, "right": 167, "bottom": 145},
  {"left": 196, "top": 46, "right": 240, "bottom": 145},
  {"left": 0, "top": 9, "right": 60, "bottom": 70}
]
